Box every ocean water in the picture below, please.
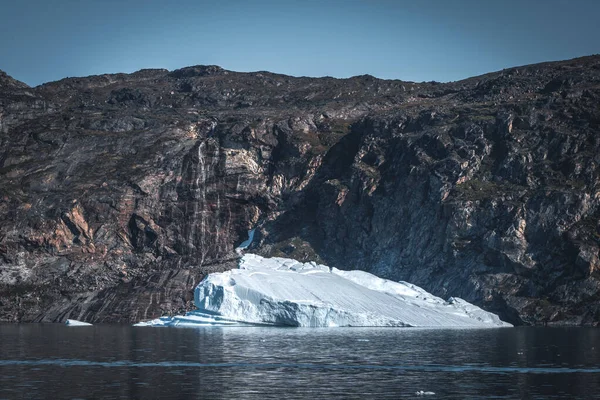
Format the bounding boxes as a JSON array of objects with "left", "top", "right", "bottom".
[{"left": 1, "top": 324, "right": 599, "bottom": 399}]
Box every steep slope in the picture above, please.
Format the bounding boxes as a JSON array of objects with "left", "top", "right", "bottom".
[{"left": 1, "top": 56, "right": 599, "bottom": 324}]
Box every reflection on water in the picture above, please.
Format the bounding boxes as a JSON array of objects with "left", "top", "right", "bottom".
[{"left": 1, "top": 325, "right": 599, "bottom": 399}]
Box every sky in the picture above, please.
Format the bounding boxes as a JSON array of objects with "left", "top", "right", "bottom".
[{"left": 1, "top": 0, "right": 599, "bottom": 86}]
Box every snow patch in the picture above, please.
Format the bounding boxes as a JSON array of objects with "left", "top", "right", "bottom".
[{"left": 236, "top": 229, "right": 255, "bottom": 250}]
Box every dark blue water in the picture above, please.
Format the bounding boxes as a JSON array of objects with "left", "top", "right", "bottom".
[{"left": 1, "top": 325, "right": 599, "bottom": 399}]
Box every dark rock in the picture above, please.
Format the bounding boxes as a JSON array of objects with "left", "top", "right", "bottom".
[{"left": 1, "top": 56, "right": 600, "bottom": 325}]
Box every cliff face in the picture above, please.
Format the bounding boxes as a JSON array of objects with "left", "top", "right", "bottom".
[{"left": 1, "top": 57, "right": 599, "bottom": 325}]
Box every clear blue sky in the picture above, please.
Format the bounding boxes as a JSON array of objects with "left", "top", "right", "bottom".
[{"left": 1, "top": 0, "right": 599, "bottom": 86}]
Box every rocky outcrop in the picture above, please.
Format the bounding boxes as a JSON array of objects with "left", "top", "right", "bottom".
[{"left": 1, "top": 55, "right": 600, "bottom": 324}]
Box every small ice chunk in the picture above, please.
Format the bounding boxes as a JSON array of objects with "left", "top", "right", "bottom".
[{"left": 65, "top": 319, "right": 92, "bottom": 326}]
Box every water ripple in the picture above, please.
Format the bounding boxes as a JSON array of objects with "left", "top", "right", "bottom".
[{"left": 1, "top": 359, "right": 600, "bottom": 374}]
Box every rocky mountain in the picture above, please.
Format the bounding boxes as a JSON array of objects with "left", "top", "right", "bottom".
[{"left": 1, "top": 56, "right": 599, "bottom": 325}]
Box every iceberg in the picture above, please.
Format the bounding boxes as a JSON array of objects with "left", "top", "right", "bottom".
[{"left": 136, "top": 254, "right": 511, "bottom": 328}]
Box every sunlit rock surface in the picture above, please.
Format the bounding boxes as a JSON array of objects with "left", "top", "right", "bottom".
[{"left": 136, "top": 254, "right": 511, "bottom": 328}]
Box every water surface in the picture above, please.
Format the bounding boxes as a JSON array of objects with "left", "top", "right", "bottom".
[{"left": 1, "top": 325, "right": 599, "bottom": 399}]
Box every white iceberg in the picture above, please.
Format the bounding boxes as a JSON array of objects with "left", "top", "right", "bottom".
[
  {"left": 65, "top": 319, "right": 92, "bottom": 326},
  {"left": 136, "top": 254, "right": 511, "bottom": 328}
]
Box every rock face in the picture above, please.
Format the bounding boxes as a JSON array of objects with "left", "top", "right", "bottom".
[{"left": 1, "top": 56, "right": 600, "bottom": 325}]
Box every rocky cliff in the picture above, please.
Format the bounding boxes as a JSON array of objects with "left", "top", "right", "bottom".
[{"left": 1, "top": 56, "right": 599, "bottom": 325}]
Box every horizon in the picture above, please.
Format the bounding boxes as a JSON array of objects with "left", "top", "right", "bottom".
[
  {"left": 4, "top": 53, "right": 600, "bottom": 89},
  {"left": 1, "top": 0, "right": 600, "bottom": 86}
]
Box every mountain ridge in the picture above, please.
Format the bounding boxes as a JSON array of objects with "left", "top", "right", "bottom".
[{"left": 4, "top": 53, "right": 600, "bottom": 88}]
